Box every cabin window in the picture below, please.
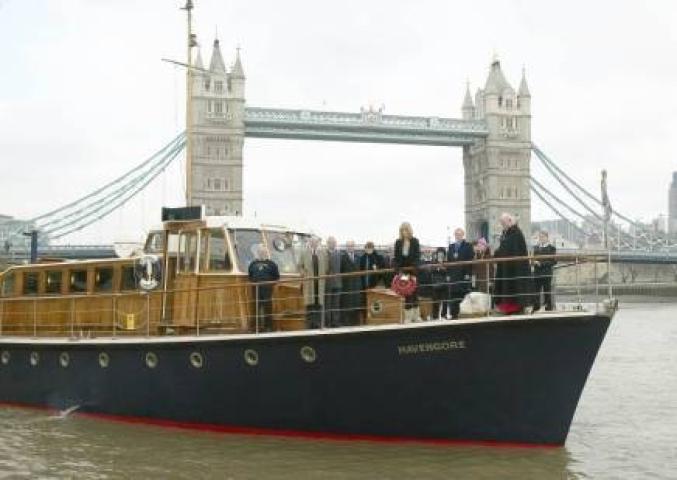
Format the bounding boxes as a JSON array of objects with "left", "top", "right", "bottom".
[
  {"left": 231, "top": 229, "right": 264, "bottom": 272},
  {"left": 95, "top": 268, "right": 114, "bottom": 292},
  {"left": 69, "top": 270, "right": 88, "bottom": 294},
  {"left": 178, "top": 231, "right": 198, "bottom": 273},
  {"left": 265, "top": 231, "right": 297, "bottom": 274},
  {"left": 45, "top": 271, "right": 63, "bottom": 294},
  {"left": 145, "top": 231, "right": 164, "bottom": 254},
  {"left": 1, "top": 272, "right": 15, "bottom": 297},
  {"left": 121, "top": 266, "right": 137, "bottom": 291},
  {"left": 23, "top": 272, "right": 39, "bottom": 296},
  {"left": 202, "top": 228, "right": 231, "bottom": 272}
]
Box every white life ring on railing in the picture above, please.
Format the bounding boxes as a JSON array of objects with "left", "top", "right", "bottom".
[{"left": 135, "top": 254, "right": 162, "bottom": 291}]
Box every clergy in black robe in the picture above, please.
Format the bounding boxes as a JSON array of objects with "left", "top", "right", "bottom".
[
  {"left": 339, "top": 241, "right": 362, "bottom": 326},
  {"left": 447, "top": 228, "right": 475, "bottom": 319},
  {"left": 493, "top": 214, "right": 533, "bottom": 314}
]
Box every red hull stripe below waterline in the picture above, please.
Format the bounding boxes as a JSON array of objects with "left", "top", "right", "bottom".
[{"left": 0, "top": 401, "right": 561, "bottom": 449}]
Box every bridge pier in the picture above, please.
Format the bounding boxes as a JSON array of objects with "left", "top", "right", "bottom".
[{"left": 463, "top": 60, "right": 532, "bottom": 245}]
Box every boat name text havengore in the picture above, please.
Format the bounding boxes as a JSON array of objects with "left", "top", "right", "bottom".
[{"left": 397, "top": 339, "right": 467, "bottom": 355}]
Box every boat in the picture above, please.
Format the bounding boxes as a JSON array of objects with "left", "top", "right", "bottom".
[{"left": 0, "top": 207, "right": 615, "bottom": 446}]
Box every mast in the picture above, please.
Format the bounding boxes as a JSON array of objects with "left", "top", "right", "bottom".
[{"left": 182, "top": 0, "right": 195, "bottom": 206}]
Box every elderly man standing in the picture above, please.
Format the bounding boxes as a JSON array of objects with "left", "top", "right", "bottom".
[
  {"left": 298, "top": 236, "right": 329, "bottom": 328},
  {"left": 446, "top": 227, "right": 474, "bottom": 319},
  {"left": 493, "top": 213, "right": 532, "bottom": 314},
  {"left": 325, "top": 236, "right": 342, "bottom": 327}
]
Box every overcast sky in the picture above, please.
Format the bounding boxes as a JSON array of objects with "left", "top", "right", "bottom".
[{"left": 1, "top": 0, "right": 675, "bottom": 246}]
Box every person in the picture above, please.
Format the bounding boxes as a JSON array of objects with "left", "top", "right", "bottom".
[
  {"left": 297, "top": 236, "right": 328, "bottom": 328},
  {"left": 393, "top": 222, "right": 421, "bottom": 322},
  {"left": 532, "top": 231, "right": 557, "bottom": 311},
  {"left": 247, "top": 244, "right": 280, "bottom": 332},
  {"left": 472, "top": 237, "right": 492, "bottom": 294},
  {"left": 358, "top": 241, "right": 385, "bottom": 322},
  {"left": 446, "top": 228, "right": 474, "bottom": 319},
  {"left": 493, "top": 213, "right": 533, "bottom": 314},
  {"left": 325, "top": 236, "right": 342, "bottom": 328},
  {"left": 339, "top": 240, "right": 362, "bottom": 326},
  {"left": 359, "top": 241, "right": 386, "bottom": 290},
  {"left": 430, "top": 247, "right": 449, "bottom": 320}
]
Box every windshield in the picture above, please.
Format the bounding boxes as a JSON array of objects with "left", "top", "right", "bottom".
[{"left": 230, "top": 229, "right": 311, "bottom": 273}]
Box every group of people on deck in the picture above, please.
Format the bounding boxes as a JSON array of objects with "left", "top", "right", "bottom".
[{"left": 248, "top": 211, "right": 557, "bottom": 331}]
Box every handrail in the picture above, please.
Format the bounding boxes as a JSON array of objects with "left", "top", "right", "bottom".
[{"left": 0, "top": 253, "right": 606, "bottom": 303}]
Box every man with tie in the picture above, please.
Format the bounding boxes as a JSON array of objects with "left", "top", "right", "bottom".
[
  {"left": 339, "top": 240, "right": 362, "bottom": 326},
  {"left": 447, "top": 227, "right": 474, "bottom": 319},
  {"left": 325, "top": 236, "right": 343, "bottom": 328},
  {"left": 298, "top": 237, "right": 328, "bottom": 328}
]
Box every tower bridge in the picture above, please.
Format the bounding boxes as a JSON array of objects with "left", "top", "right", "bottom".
[
  {"left": 189, "top": 35, "right": 531, "bottom": 244},
  {"left": 2, "top": 0, "right": 676, "bottom": 259}
]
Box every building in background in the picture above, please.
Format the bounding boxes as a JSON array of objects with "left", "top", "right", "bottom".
[{"left": 669, "top": 172, "right": 677, "bottom": 236}]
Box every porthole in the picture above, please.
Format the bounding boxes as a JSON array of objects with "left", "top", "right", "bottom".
[
  {"left": 244, "top": 349, "right": 259, "bottom": 366},
  {"left": 300, "top": 346, "right": 317, "bottom": 363},
  {"left": 29, "top": 351, "right": 40, "bottom": 367},
  {"left": 59, "top": 352, "right": 70, "bottom": 368},
  {"left": 98, "top": 352, "right": 110, "bottom": 368},
  {"left": 145, "top": 352, "right": 158, "bottom": 369},
  {"left": 190, "top": 352, "right": 204, "bottom": 369},
  {"left": 1, "top": 351, "right": 10, "bottom": 365}
]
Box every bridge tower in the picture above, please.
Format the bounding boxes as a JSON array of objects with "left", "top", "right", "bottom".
[
  {"left": 463, "top": 58, "right": 532, "bottom": 245},
  {"left": 188, "top": 38, "right": 245, "bottom": 215}
]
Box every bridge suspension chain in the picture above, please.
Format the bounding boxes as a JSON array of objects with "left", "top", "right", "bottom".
[
  {"left": 44, "top": 139, "right": 186, "bottom": 240},
  {"left": 37, "top": 133, "right": 186, "bottom": 233},
  {"left": 1, "top": 132, "right": 186, "bottom": 244}
]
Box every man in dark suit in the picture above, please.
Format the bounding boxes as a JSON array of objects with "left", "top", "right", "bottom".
[
  {"left": 532, "top": 231, "right": 557, "bottom": 311},
  {"left": 248, "top": 244, "right": 280, "bottom": 332},
  {"left": 447, "top": 227, "right": 474, "bottom": 319},
  {"left": 340, "top": 240, "right": 362, "bottom": 326}
]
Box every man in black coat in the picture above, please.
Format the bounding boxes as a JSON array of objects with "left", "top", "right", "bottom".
[
  {"left": 248, "top": 244, "right": 280, "bottom": 332},
  {"left": 532, "top": 231, "right": 557, "bottom": 311},
  {"left": 493, "top": 213, "right": 532, "bottom": 314},
  {"left": 339, "top": 240, "right": 362, "bottom": 326},
  {"left": 447, "top": 227, "right": 475, "bottom": 319}
]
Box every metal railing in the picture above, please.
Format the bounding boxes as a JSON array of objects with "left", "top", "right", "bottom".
[{"left": 0, "top": 254, "right": 622, "bottom": 339}]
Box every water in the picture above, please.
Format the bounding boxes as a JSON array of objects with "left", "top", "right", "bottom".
[{"left": 0, "top": 304, "right": 675, "bottom": 479}]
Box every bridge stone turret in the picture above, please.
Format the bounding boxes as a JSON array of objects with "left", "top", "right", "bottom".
[
  {"left": 463, "top": 58, "right": 532, "bottom": 245},
  {"left": 189, "top": 38, "right": 245, "bottom": 215}
]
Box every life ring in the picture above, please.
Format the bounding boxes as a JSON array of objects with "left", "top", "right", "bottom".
[
  {"left": 135, "top": 254, "right": 162, "bottom": 291},
  {"left": 391, "top": 273, "right": 417, "bottom": 297}
]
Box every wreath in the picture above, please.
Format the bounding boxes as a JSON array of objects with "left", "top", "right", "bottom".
[{"left": 391, "top": 273, "right": 417, "bottom": 297}]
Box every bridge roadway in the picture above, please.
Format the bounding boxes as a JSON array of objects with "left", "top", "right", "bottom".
[{"left": 243, "top": 107, "right": 489, "bottom": 146}]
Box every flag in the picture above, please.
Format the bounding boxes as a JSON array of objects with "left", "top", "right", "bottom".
[{"left": 601, "top": 169, "right": 613, "bottom": 222}]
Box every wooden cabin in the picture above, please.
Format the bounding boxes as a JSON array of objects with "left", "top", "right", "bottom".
[{"left": 0, "top": 216, "right": 316, "bottom": 337}]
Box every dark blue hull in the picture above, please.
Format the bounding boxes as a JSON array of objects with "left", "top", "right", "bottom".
[{"left": 0, "top": 312, "right": 611, "bottom": 445}]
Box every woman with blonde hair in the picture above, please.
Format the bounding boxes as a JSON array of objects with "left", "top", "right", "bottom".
[{"left": 393, "top": 222, "right": 421, "bottom": 322}]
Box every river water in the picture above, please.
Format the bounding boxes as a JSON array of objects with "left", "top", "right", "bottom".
[{"left": 0, "top": 303, "right": 675, "bottom": 479}]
